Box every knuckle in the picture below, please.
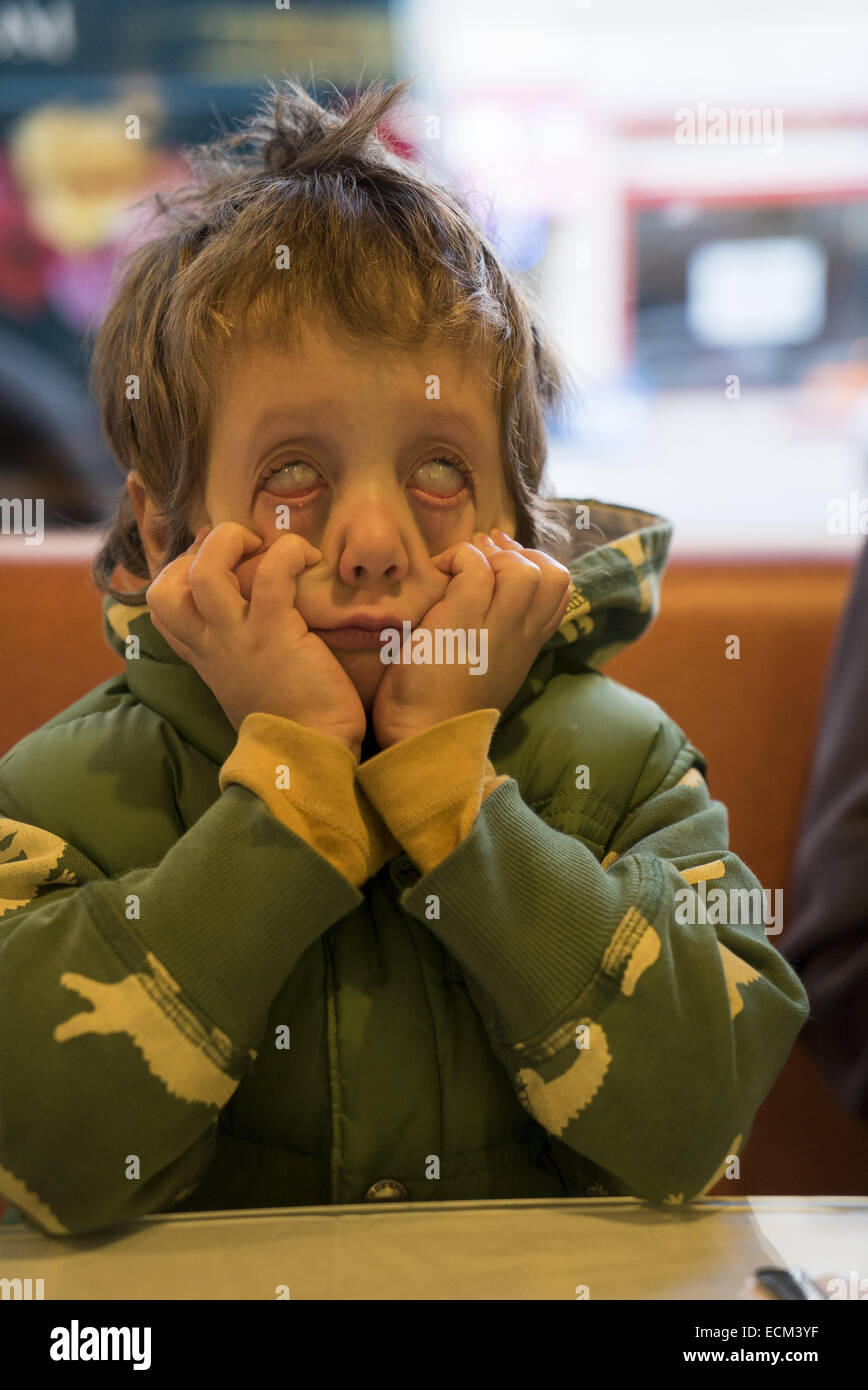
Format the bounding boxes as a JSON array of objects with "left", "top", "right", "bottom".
[
  {"left": 151, "top": 555, "right": 186, "bottom": 589},
  {"left": 510, "top": 556, "right": 541, "bottom": 583},
  {"left": 145, "top": 574, "right": 167, "bottom": 607},
  {"left": 188, "top": 555, "right": 217, "bottom": 586},
  {"left": 528, "top": 549, "right": 569, "bottom": 575},
  {"left": 500, "top": 546, "right": 535, "bottom": 566}
]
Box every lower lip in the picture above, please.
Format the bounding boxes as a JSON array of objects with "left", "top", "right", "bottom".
[{"left": 313, "top": 627, "right": 393, "bottom": 650}]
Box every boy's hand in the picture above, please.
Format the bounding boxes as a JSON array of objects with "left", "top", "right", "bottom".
[
  {"left": 146, "top": 523, "right": 367, "bottom": 759},
  {"left": 372, "top": 529, "right": 572, "bottom": 749}
]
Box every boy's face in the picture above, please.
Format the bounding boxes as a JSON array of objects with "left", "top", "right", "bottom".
[{"left": 186, "top": 323, "right": 517, "bottom": 711}]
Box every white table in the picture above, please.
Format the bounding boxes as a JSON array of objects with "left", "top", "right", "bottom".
[{"left": 1, "top": 1196, "right": 865, "bottom": 1300}]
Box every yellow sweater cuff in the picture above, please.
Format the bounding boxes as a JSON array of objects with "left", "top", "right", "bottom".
[
  {"left": 355, "top": 709, "right": 511, "bottom": 875},
  {"left": 218, "top": 714, "right": 401, "bottom": 888}
]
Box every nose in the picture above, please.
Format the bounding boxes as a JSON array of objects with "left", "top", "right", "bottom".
[{"left": 334, "top": 492, "right": 411, "bottom": 589}]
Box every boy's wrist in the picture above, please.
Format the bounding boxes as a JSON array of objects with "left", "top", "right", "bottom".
[
  {"left": 356, "top": 710, "right": 507, "bottom": 873},
  {"left": 331, "top": 735, "right": 362, "bottom": 764},
  {"left": 220, "top": 715, "right": 382, "bottom": 883}
]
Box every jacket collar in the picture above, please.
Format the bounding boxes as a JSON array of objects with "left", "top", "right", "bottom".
[
  {"left": 103, "top": 599, "right": 238, "bottom": 765},
  {"left": 543, "top": 497, "right": 671, "bottom": 668},
  {"left": 496, "top": 497, "right": 672, "bottom": 724}
]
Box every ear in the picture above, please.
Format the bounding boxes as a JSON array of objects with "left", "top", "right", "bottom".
[{"left": 127, "top": 470, "right": 170, "bottom": 580}]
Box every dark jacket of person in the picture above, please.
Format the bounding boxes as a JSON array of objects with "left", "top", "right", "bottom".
[{"left": 782, "top": 540, "right": 868, "bottom": 1125}]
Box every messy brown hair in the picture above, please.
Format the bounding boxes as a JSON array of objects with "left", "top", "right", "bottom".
[{"left": 89, "top": 75, "right": 573, "bottom": 605}]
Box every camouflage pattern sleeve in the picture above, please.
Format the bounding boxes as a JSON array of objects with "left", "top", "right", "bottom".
[
  {"left": 0, "top": 783, "right": 362, "bottom": 1236},
  {"left": 395, "top": 734, "right": 810, "bottom": 1206}
]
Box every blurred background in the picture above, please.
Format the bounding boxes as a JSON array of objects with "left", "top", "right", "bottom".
[{"left": 1, "top": 0, "right": 867, "bottom": 553}]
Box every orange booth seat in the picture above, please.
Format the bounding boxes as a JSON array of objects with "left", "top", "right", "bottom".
[{"left": 1, "top": 537, "right": 867, "bottom": 1198}]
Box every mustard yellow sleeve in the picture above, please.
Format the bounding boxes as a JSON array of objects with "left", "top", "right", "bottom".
[
  {"left": 219, "top": 714, "right": 401, "bottom": 888},
  {"left": 355, "top": 709, "right": 511, "bottom": 875}
]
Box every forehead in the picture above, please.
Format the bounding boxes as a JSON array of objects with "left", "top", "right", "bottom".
[{"left": 213, "top": 322, "right": 499, "bottom": 425}]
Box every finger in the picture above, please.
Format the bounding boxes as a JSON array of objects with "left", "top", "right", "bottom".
[
  {"left": 187, "top": 522, "right": 267, "bottom": 628},
  {"left": 188, "top": 524, "right": 212, "bottom": 550},
  {"left": 430, "top": 529, "right": 503, "bottom": 571},
  {"left": 520, "top": 560, "right": 571, "bottom": 645},
  {"left": 150, "top": 522, "right": 213, "bottom": 591},
  {"left": 490, "top": 527, "right": 523, "bottom": 551},
  {"left": 144, "top": 523, "right": 221, "bottom": 652},
  {"left": 165, "top": 523, "right": 214, "bottom": 588},
  {"left": 147, "top": 599, "right": 199, "bottom": 665},
  {"left": 248, "top": 532, "right": 322, "bottom": 618},
  {"left": 487, "top": 532, "right": 572, "bottom": 637},
  {"left": 539, "top": 579, "right": 574, "bottom": 643},
  {"left": 167, "top": 524, "right": 213, "bottom": 574},
  {"left": 477, "top": 547, "right": 543, "bottom": 632},
  {"left": 517, "top": 548, "right": 572, "bottom": 628},
  {"left": 425, "top": 540, "right": 494, "bottom": 630},
  {"left": 429, "top": 542, "right": 464, "bottom": 573},
  {"left": 479, "top": 551, "right": 572, "bottom": 650},
  {"left": 145, "top": 550, "right": 208, "bottom": 652},
  {"left": 489, "top": 528, "right": 568, "bottom": 580}
]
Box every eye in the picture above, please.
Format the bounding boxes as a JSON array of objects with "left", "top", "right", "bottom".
[
  {"left": 412, "top": 455, "right": 475, "bottom": 503},
  {"left": 256, "top": 459, "right": 321, "bottom": 497}
]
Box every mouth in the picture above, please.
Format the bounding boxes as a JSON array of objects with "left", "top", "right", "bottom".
[
  {"left": 310, "top": 615, "right": 411, "bottom": 651},
  {"left": 313, "top": 627, "right": 393, "bottom": 651}
]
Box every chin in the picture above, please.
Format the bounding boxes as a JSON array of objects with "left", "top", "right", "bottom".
[{"left": 336, "top": 650, "right": 388, "bottom": 712}]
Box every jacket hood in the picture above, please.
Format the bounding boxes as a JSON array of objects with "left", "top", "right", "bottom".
[
  {"left": 100, "top": 499, "right": 672, "bottom": 755},
  {"left": 538, "top": 497, "right": 671, "bottom": 671}
]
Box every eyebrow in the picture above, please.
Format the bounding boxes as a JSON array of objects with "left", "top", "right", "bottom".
[
  {"left": 245, "top": 404, "right": 487, "bottom": 457},
  {"left": 245, "top": 407, "right": 309, "bottom": 457}
]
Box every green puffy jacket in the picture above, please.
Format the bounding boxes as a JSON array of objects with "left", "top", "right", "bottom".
[{"left": 0, "top": 499, "right": 808, "bottom": 1235}]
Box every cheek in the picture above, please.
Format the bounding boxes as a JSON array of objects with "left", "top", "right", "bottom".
[
  {"left": 417, "top": 502, "right": 476, "bottom": 551},
  {"left": 256, "top": 497, "right": 317, "bottom": 537},
  {"left": 258, "top": 494, "right": 475, "bottom": 550}
]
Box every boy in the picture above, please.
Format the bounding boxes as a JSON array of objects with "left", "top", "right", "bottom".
[{"left": 0, "top": 78, "right": 808, "bottom": 1235}]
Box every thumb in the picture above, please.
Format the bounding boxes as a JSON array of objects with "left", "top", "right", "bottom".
[{"left": 429, "top": 543, "right": 463, "bottom": 572}]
